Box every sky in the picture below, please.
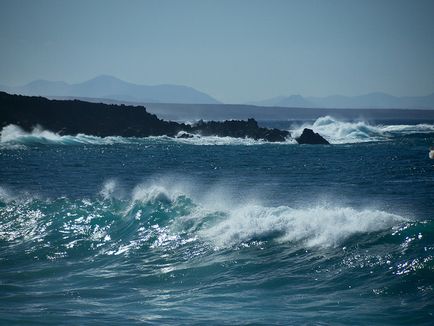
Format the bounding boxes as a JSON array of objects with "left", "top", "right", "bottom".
[{"left": 0, "top": 0, "right": 433, "bottom": 103}]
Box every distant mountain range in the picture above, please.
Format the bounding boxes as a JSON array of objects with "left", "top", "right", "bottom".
[
  {"left": 0, "top": 75, "right": 220, "bottom": 104},
  {"left": 249, "top": 92, "right": 434, "bottom": 109},
  {"left": 1, "top": 76, "right": 433, "bottom": 109}
]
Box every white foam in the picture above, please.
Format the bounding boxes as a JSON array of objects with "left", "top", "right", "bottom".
[
  {"left": 381, "top": 123, "right": 434, "bottom": 133},
  {"left": 290, "top": 116, "right": 434, "bottom": 144},
  {"left": 0, "top": 124, "right": 295, "bottom": 147},
  {"left": 0, "top": 180, "right": 410, "bottom": 252},
  {"left": 2, "top": 118, "right": 433, "bottom": 147},
  {"left": 199, "top": 203, "right": 407, "bottom": 248},
  {"left": 0, "top": 124, "right": 129, "bottom": 145},
  {"left": 117, "top": 180, "right": 409, "bottom": 249},
  {"left": 155, "top": 134, "right": 295, "bottom": 146}
]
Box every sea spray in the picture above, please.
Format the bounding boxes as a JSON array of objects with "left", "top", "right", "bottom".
[
  {"left": 199, "top": 204, "right": 408, "bottom": 248},
  {"left": 1, "top": 123, "right": 433, "bottom": 324},
  {"left": 290, "top": 116, "right": 434, "bottom": 144},
  {"left": 2, "top": 119, "right": 434, "bottom": 147},
  {"left": 0, "top": 124, "right": 293, "bottom": 147},
  {"left": 0, "top": 181, "right": 410, "bottom": 254},
  {"left": 0, "top": 124, "right": 129, "bottom": 145}
]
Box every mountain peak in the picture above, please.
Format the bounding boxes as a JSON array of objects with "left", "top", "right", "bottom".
[
  {"left": 0, "top": 76, "right": 220, "bottom": 104},
  {"left": 89, "top": 75, "right": 124, "bottom": 83},
  {"left": 252, "top": 91, "right": 434, "bottom": 109}
]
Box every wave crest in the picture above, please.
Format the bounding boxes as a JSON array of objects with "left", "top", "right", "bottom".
[
  {"left": 2, "top": 117, "right": 434, "bottom": 147},
  {"left": 0, "top": 124, "right": 294, "bottom": 147},
  {"left": 0, "top": 124, "right": 128, "bottom": 146},
  {"left": 0, "top": 181, "right": 410, "bottom": 255},
  {"left": 201, "top": 204, "right": 407, "bottom": 248},
  {"left": 291, "top": 116, "right": 434, "bottom": 144}
]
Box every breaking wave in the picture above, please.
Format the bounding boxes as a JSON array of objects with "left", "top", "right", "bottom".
[
  {"left": 290, "top": 116, "right": 434, "bottom": 144},
  {"left": 2, "top": 180, "right": 432, "bottom": 324},
  {"left": 2, "top": 117, "right": 433, "bottom": 148},
  {"left": 0, "top": 180, "right": 410, "bottom": 257},
  {"left": 201, "top": 204, "right": 407, "bottom": 248},
  {"left": 0, "top": 124, "right": 130, "bottom": 146},
  {"left": 0, "top": 124, "right": 294, "bottom": 147}
]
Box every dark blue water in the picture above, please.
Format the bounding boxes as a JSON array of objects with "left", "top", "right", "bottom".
[{"left": 1, "top": 117, "right": 434, "bottom": 325}]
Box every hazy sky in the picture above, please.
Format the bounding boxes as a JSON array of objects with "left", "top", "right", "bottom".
[{"left": 1, "top": 0, "right": 433, "bottom": 103}]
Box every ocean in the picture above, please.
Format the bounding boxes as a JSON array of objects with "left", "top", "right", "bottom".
[{"left": 0, "top": 116, "right": 433, "bottom": 325}]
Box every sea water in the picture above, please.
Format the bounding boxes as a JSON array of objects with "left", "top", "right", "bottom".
[{"left": 0, "top": 116, "right": 433, "bottom": 325}]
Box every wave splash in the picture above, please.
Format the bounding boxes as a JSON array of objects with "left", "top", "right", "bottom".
[
  {"left": 0, "top": 124, "right": 294, "bottom": 147},
  {"left": 291, "top": 116, "right": 434, "bottom": 144},
  {"left": 201, "top": 204, "right": 406, "bottom": 248},
  {"left": 0, "top": 124, "right": 130, "bottom": 146},
  {"left": 0, "top": 181, "right": 409, "bottom": 260},
  {"left": 2, "top": 117, "right": 433, "bottom": 147}
]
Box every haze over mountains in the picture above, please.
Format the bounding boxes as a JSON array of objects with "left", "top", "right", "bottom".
[
  {"left": 249, "top": 92, "right": 434, "bottom": 109},
  {"left": 0, "top": 75, "right": 220, "bottom": 105},
  {"left": 1, "top": 75, "right": 433, "bottom": 109}
]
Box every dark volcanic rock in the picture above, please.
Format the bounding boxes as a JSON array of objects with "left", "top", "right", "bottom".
[
  {"left": 190, "top": 118, "right": 290, "bottom": 142},
  {"left": 0, "top": 92, "right": 290, "bottom": 142},
  {"left": 296, "top": 128, "right": 330, "bottom": 144},
  {"left": 0, "top": 91, "right": 184, "bottom": 137}
]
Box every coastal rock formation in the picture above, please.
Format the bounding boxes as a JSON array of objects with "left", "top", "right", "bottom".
[
  {"left": 296, "top": 128, "right": 330, "bottom": 144},
  {"left": 190, "top": 118, "right": 289, "bottom": 142},
  {"left": 0, "top": 92, "right": 290, "bottom": 142}
]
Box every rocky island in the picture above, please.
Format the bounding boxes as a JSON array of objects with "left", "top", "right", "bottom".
[{"left": 0, "top": 91, "right": 328, "bottom": 144}]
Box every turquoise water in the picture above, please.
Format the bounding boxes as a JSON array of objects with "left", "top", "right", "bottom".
[{"left": 1, "top": 117, "right": 433, "bottom": 325}]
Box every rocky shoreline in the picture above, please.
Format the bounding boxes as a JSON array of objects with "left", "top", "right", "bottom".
[{"left": 0, "top": 91, "right": 329, "bottom": 144}]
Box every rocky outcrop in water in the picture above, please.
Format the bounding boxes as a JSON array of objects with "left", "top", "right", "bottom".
[
  {"left": 296, "top": 128, "right": 330, "bottom": 144},
  {"left": 190, "top": 118, "right": 289, "bottom": 142},
  {"left": 0, "top": 92, "right": 291, "bottom": 142}
]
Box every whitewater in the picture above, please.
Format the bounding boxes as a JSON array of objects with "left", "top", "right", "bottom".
[
  {"left": 1, "top": 116, "right": 433, "bottom": 325},
  {"left": 289, "top": 116, "right": 434, "bottom": 144},
  {"left": 2, "top": 116, "right": 434, "bottom": 147}
]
